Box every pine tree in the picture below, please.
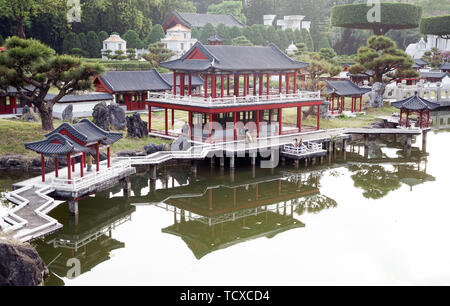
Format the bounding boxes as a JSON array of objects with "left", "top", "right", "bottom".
[
  {"left": 200, "top": 23, "right": 216, "bottom": 44},
  {"left": 78, "top": 33, "right": 87, "bottom": 50},
  {"left": 147, "top": 24, "right": 165, "bottom": 45},
  {"left": 123, "top": 30, "right": 143, "bottom": 49},
  {"left": 98, "top": 31, "right": 109, "bottom": 44},
  {"left": 232, "top": 36, "right": 253, "bottom": 46},
  {"left": 142, "top": 42, "right": 174, "bottom": 68},
  {"left": 63, "top": 32, "right": 81, "bottom": 54}
]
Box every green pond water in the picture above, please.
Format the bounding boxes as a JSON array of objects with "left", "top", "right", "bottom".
[{"left": 1, "top": 128, "right": 450, "bottom": 286}]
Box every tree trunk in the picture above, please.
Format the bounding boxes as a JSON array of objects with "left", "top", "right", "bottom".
[
  {"left": 38, "top": 104, "right": 54, "bottom": 131},
  {"left": 17, "top": 19, "right": 26, "bottom": 39}
]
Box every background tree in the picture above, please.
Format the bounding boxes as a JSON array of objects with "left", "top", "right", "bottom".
[
  {"left": 78, "top": 32, "right": 87, "bottom": 51},
  {"left": 62, "top": 32, "right": 81, "bottom": 55},
  {"left": 149, "top": 0, "right": 197, "bottom": 25},
  {"left": 420, "top": 15, "right": 450, "bottom": 43},
  {"left": 141, "top": 42, "right": 174, "bottom": 68},
  {"left": 98, "top": 31, "right": 109, "bottom": 45},
  {"left": 232, "top": 35, "right": 252, "bottom": 46},
  {"left": 298, "top": 52, "right": 340, "bottom": 90},
  {"left": 207, "top": 1, "right": 246, "bottom": 24},
  {"left": 146, "top": 24, "right": 165, "bottom": 45},
  {"left": 350, "top": 36, "right": 418, "bottom": 84},
  {"left": 0, "top": 37, "right": 104, "bottom": 130},
  {"left": 294, "top": 43, "right": 307, "bottom": 57},
  {"left": 123, "top": 30, "right": 144, "bottom": 49},
  {"left": 126, "top": 48, "right": 136, "bottom": 60},
  {"left": 86, "top": 31, "right": 101, "bottom": 58},
  {"left": 331, "top": 3, "right": 423, "bottom": 36},
  {"left": 0, "top": 35, "right": 4, "bottom": 46},
  {"left": 423, "top": 48, "right": 443, "bottom": 69},
  {"left": 199, "top": 23, "right": 216, "bottom": 44}
]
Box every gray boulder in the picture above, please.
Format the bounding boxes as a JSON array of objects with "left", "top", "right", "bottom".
[
  {"left": 170, "top": 135, "right": 190, "bottom": 151},
  {"left": 22, "top": 105, "right": 30, "bottom": 115},
  {"left": 62, "top": 104, "right": 73, "bottom": 121},
  {"left": 92, "top": 102, "right": 110, "bottom": 131},
  {"left": 144, "top": 143, "right": 167, "bottom": 155},
  {"left": 126, "top": 113, "right": 148, "bottom": 138},
  {"left": 369, "top": 82, "right": 386, "bottom": 108},
  {"left": 108, "top": 104, "right": 126, "bottom": 130},
  {"left": 0, "top": 241, "right": 48, "bottom": 286}
]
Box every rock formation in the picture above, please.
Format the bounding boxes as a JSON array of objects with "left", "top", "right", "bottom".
[{"left": 126, "top": 113, "right": 148, "bottom": 138}]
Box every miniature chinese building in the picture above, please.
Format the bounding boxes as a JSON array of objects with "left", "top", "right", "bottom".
[
  {"left": 392, "top": 92, "right": 440, "bottom": 128},
  {"left": 162, "top": 10, "right": 244, "bottom": 32},
  {"left": 93, "top": 69, "right": 172, "bottom": 111},
  {"left": 25, "top": 119, "right": 122, "bottom": 183},
  {"left": 148, "top": 42, "right": 322, "bottom": 142},
  {"left": 441, "top": 62, "right": 450, "bottom": 73},
  {"left": 207, "top": 35, "right": 224, "bottom": 46},
  {"left": 420, "top": 71, "right": 450, "bottom": 83},
  {"left": 325, "top": 80, "right": 371, "bottom": 114}
]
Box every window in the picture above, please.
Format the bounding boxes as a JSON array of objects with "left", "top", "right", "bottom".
[
  {"left": 118, "top": 43, "right": 122, "bottom": 50},
  {"left": 181, "top": 43, "right": 184, "bottom": 50}
]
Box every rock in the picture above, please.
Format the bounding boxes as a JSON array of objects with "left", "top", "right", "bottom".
[
  {"left": 116, "top": 151, "right": 138, "bottom": 157},
  {"left": 22, "top": 105, "right": 30, "bottom": 115},
  {"left": 126, "top": 112, "right": 148, "bottom": 138},
  {"left": 20, "top": 106, "right": 38, "bottom": 122},
  {"left": 92, "top": 102, "right": 110, "bottom": 131},
  {"left": 108, "top": 104, "right": 126, "bottom": 130},
  {"left": 368, "top": 82, "right": 386, "bottom": 108},
  {"left": 62, "top": 104, "right": 73, "bottom": 122},
  {"left": 144, "top": 143, "right": 167, "bottom": 155},
  {"left": 0, "top": 240, "right": 48, "bottom": 286},
  {"left": 170, "top": 135, "right": 190, "bottom": 151}
]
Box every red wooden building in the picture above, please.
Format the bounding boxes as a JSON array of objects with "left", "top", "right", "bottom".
[
  {"left": 148, "top": 42, "right": 323, "bottom": 142},
  {"left": 392, "top": 92, "right": 440, "bottom": 129},
  {"left": 325, "top": 80, "right": 371, "bottom": 115},
  {"left": 25, "top": 119, "right": 122, "bottom": 183}
]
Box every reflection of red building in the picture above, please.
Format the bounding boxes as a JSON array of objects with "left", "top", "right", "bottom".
[{"left": 149, "top": 42, "right": 322, "bottom": 142}]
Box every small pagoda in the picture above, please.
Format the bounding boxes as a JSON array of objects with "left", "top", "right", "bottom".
[
  {"left": 325, "top": 80, "right": 371, "bottom": 114},
  {"left": 391, "top": 92, "right": 440, "bottom": 128},
  {"left": 25, "top": 119, "right": 122, "bottom": 183}
]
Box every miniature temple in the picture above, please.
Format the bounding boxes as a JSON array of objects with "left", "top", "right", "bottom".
[
  {"left": 25, "top": 119, "right": 122, "bottom": 183},
  {"left": 148, "top": 41, "right": 323, "bottom": 142},
  {"left": 392, "top": 92, "right": 440, "bottom": 128},
  {"left": 325, "top": 80, "right": 371, "bottom": 114}
]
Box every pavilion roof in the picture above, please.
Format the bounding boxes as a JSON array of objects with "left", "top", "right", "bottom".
[
  {"left": 96, "top": 69, "right": 171, "bottom": 93},
  {"left": 46, "top": 119, "right": 123, "bottom": 145},
  {"left": 164, "top": 10, "right": 244, "bottom": 30},
  {"left": 208, "top": 34, "right": 224, "bottom": 42},
  {"left": 391, "top": 92, "right": 440, "bottom": 111},
  {"left": 25, "top": 133, "right": 91, "bottom": 157},
  {"left": 160, "top": 42, "right": 309, "bottom": 72},
  {"left": 161, "top": 73, "right": 204, "bottom": 87},
  {"left": 326, "top": 80, "right": 371, "bottom": 96},
  {"left": 415, "top": 58, "right": 428, "bottom": 67},
  {"left": 441, "top": 62, "right": 450, "bottom": 71}
]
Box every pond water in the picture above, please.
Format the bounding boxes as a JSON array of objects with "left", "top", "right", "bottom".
[{"left": 2, "top": 127, "right": 450, "bottom": 286}]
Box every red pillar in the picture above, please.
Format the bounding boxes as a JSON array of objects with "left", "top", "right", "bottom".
[
  {"left": 80, "top": 154, "right": 84, "bottom": 177},
  {"left": 173, "top": 72, "right": 177, "bottom": 95},
  {"left": 317, "top": 105, "right": 321, "bottom": 130},
  {"left": 243, "top": 74, "right": 247, "bottom": 96},
  {"left": 266, "top": 73, "right": 270, "bottom": 96},
  {"left": 165, "top": 108, "right": 168, "bottom": 135},
  {"left": 107, "top": 146, "right": 111, "bottom": 168},
  {"left": 83, "top": 152, "right": 86, "bottom": 168},
  {"left": 298, "top": 107, "right": 302, "bottom": 132},
  {"left": 279, "top": 73, "right": 282, "bottom": 94},
  {"left": 233, "top": 112, "right": 237, "bottom": 141},
  {"left": 124, "top": 94, "right": 129, "bottom": 111},
  {"left": 172, "top": 109, "right": 175, "bottom": 129},
  {"left": 234, "top": 74, "right": 240, "bottom": 97},
  {"left": 285, "top": 73, "right": 290, "bottom": 94},
  {"left": 406, "top": 110, "right": 410, "bottom": 127},
  {"left": 188, "top": 111, "right": 193, "bottom": 139},
  {"left": 204, "top": 74, "right": 208, "bottom": 98},
  {"left": 180, "top": 73, "right": 185, "bottom": 96},
  {"left": 254, "top": 74, "right": 257, "bottom": 96},
  {"left": 419, "top": 110, "right": 423, "bottom": 129},
  {"left": 41, "top": 155, "right": 45, "bottom": 182},
  {"left": 211, "top": 72, "right": 216, "bottom": 99},
  {"left": 360, "top": 96, "right": 363, "bottom": 112},
  {"left": 209, "top": 113, "right": 213, "bottom": 143},
  {"left": 72, "top": 157, "right": 75, "bottom": 172},
  {"left": 227, "top": 75, "right": 230, "bottom": 96},
  {"left": 341, "top": 97, "right": 345, "bottom": 113},
  {"left": 96, "top": 143, "right": 100, "bottom": 172},
  {"left": 54, "top": 158, "right": 58, "bottom": 178},
  {"left": 256, "top": 110, "right": 260, "bottom": 138},
  {"left": 331, "top": 95, "right": 335, "bottom": 115},
  {"left": 221, "top": 75, "right": 224, "bottom": 98},
  {"left": 259, "top": 74, "right": 263, "bottom": 96},
  {"left": 427, "top": 110, "right": 430, "bottom": 127},
  {"left": 188, "top": 73, "right": 192, "bottom": 96},
  {"left": 293, "top": 71, "right": 297, "bottom": 94},
  {"left": 279, "top": 108, "right": 283, "bottom": 135},
  {"left": 67, "top": 154, "right": 71, "bottom": 184},
  {"left": 351, "top": 97, "right": 354, "bottom": 113}
]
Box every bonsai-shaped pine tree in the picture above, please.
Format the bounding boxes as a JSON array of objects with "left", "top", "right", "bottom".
[
  {"left": 141, "top": 42, "right": 174, "bottom": 68},
  {"left": 0, "top": 37, "right": 104, "bottom": 130}
]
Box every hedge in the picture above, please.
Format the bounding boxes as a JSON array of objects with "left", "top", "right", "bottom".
[
  {"left": 420, "top": 15, "right": 450, "bottom": 36},
  {"left": 84, "top": 59, "right": 152, "bottom": 71},
  {"left": 331, "top": 3, "right": 423, "bottom": 31}
]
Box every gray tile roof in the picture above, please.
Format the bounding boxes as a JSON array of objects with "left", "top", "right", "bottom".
[
  {"left": 208, "top": 35, "right": 224, "bottom": 42},
  {"left": 391, "top": 93, "right": 440, "bottom": 111},
  {"left": 420, "top": 71, "right": 449, "bottom": 79},
  {"left": 161, "top": 73, "right": 204, "bottom": 87},
  {"left": 161, "top": 42, "right": 309, "bottom": 72},
  {"left": 173, "top": 11, "right": 244, "bottom": 29},
  {"left": 441, "top": 62, "right": 450, "bottom": 70},
  {"left": 25, "top": 134, "right": 90, "bottom": 157},
  {"left": 45, "top": 93, "right": 114, "bottom": 103},
  {"left": 326, "top": 80, "right": 371, "bottom": 96},
  {"left": 415, "top": 58, "right": 428, "bottom": 66},
  {"left": 98, "top": 69, "right": 171, "bottom": 93}
]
